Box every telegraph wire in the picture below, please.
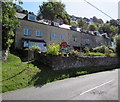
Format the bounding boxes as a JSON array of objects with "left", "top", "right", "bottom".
[{"left": 83, "top": 0, "right": 114, "bottom": 19}]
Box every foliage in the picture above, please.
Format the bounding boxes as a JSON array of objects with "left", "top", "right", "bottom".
[
  {"left": 92, "top": 16, "right": 103, "bottom": 24},
  {"left": 2, "top": 53, "right": 40, "bottom": 93},
  {"left": 93, "top": 45, "right": 107, "bottom": 53},
  {"left": 98, "top": 22, "right": 118, "bottom": 37},
  {"left": 110, "top": 26, "right": 118, "bottom": 36},
  {"left": 69, "top": 50, "right": 82, "bottom": 57},
  {"left": 29, "top": 46, "right": 40, "bottom": 51},
  {"left": 2, "top": 53, "right": 119, "bottom": 93},
  {"left": 110, "top": 19, "right": 118, "bottom": 26},
  {"left": 14, "top": 4, "right": 24, "bottom": 12},
  {"left": 98, "top": 23, "right": 111, "bottom": 36},
  {"left": 113, "top": 35, "right": 120, "bottom": 46},
  {"left": 92, "top": 45, "right": 116, "bottom": 56},
  {"left": 70, "top": 21, "right": 77, "bottom": 27},
  {"left": 116, "top": 40, "right": 120, "bottom": 57},
  {"left": 38, "top": 2, "right": 70, "bottom": 24},
  {"left": 88, "top": 24, "right": 97, "bottom": 31},
  {"left": 84, "top": 46, "right": 90, "bottom": 53},
  {"left": 2, "top": 0, "right": 22, "bottom": 50},
  {"left": 109, "top": 53, "right": 116, "bottom": 57},
  {"left": 77, "top": 18, "right": 86, "bottom": 28},
  {"left": 47, "top": 43, "right": 60, "bottom": 55},
  {"left": 87, "top": 52, "right": 105, "bottom": 56}
]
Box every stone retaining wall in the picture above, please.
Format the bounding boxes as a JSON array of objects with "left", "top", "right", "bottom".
[{"left": 35, "top": 53, "right": 120, "bottom": 70}]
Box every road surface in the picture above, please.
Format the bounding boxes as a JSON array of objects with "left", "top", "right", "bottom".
[{"left": 2, "top": 69, "right": 119, "bottom": 100}]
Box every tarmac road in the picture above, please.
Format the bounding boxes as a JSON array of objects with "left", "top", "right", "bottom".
[{"left": 2, "top": 69, "right": 119, "bottom": 100}]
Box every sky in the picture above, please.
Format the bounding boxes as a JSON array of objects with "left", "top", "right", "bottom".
[{"left": 16, "top": 0, "right": 120, "bottom": 22}]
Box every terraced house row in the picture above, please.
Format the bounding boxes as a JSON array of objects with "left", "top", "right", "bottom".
[{"left": 14, "top": 12, "right": 111, "bottom": 52}]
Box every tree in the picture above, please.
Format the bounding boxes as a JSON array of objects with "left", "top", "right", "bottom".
[
  {"left": 2, "top": 0, "right": 22, "bottom": 60},
  {"left": 77, "top": 18, "right": 86, "bottom": 28},
  {"left": 98, "top": 23, "right": 111, "bottom": 37},
  {"left": 70, "top": 21, "right": 77, "bottom": 27},
  {"left": 88, "top": 24, "right": 97, "bottom": 31},
  {"left": 14, "top": 4, "right": 24, "bottom": 12},
  {"left": 38, "top": 2, "right": 70, "bottom": 24},
  {"left": 110, "top": 26, "right": 118, "bottom": 36},
  {"left": 110, "top": 19, "right": 118, "bottom": 26}
]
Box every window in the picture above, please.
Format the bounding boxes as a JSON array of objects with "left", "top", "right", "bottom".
[
  {"left": 23, "top": 41, "right": 28, "bottom": 47},
  {"left": 28, "top": 15, "right": 36, "bottom": 21},
  {"left": 73, "top": 36, "right": 77, "bottom": 42},
  {"left": 36, "top": 31, "right": 43, "bottom": 37},
  {"left": 24, "top": 29, "right": 31, "bottom": 35},
  {"left": 52, "top": 33, "right": 56, "bottom": 39},
  {"left": 29, "top": 42, "right": 35, "bottom": 47},
  {"left": 60, "top": 35, "right": 64, "bottom": 40}
]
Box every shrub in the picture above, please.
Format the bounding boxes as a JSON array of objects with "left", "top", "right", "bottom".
[
  {"left": 29, "top": 46, "right": 40, "bottom": 51},
  {"left": 84, "top": 46, "right": 90, "bottom": 53},
  {"left": 93, "top": 45, "right": 106, "bottom": 53},
  {"left": 116, "top": 40, "right": 120, "bottom": 57},
  {"left": 47, "top": 43, "right": 60, "bottom": 55},
  {"left": 88, "top": 52, "right": 105, "bottom": 56},
  {"left": 69, "top": 50, "right": 82, "bottom": 57}
]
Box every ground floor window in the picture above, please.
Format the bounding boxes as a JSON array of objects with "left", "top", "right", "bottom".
[{"left": 23, "top": 41, "right": 46, "bottom": 52}]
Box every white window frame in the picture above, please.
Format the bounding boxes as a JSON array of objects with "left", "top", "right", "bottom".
[
  {"left": 36, "top": 31, "right": 43, "bottom": 37},
  {"left": 60, "top": 35, "right": 64, "bottom": 40},
  {"left": 23, "top": 41, "right": 28, "bottom": 47},
  {"left": 52, "top": 33, "right": 56, "bottom": 39},
  {"left": 24, "top": 29, "right": 31, "bottom": 35}
]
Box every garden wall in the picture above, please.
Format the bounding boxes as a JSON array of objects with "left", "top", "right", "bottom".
[{"left": 35, "top": 53, "right": 120, "bottom": 70}]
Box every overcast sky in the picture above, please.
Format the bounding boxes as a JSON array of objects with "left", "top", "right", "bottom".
[{"left": 17, "top": 0, "right": 119, "bottom": 22}]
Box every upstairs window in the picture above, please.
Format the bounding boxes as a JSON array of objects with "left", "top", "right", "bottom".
[
  {"left": 60, "top": 35, "right": 64, "bottom": 40},
  {"left": 73, "top": 36, "right": 77, "bottom": 42},
  {"left": 52, "top": 33, "right": 56, "bottom": 39},
  {"left": 24, "top": 29, "right": 31, "bottom": 35},
  {"left": 36, "top": 31, "right": 43, "bottom": 37},
  {"left": 28, "top": 15, "right": 36, "bottom": 21}
]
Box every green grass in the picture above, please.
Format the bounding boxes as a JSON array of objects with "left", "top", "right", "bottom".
[
  {"left": 88, "top": 52, "right": 105, "bottom": 56},
  {"left": 2, "top": 53, "right": 120, "bottom": 93},
  {"left": 2, "top": 53, "right": 89, "bottom": 93},
  {"left": 2, "top": 53, "right": 40, "bottom": 93}
]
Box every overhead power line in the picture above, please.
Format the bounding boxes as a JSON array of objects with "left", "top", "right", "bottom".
[{"left": 83, "top": 0, "right": 114, "bottom": 19}]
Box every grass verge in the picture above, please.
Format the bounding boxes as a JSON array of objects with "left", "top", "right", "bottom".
[{"left": 2, "top": 53, "right": 120, "bottom": 93}]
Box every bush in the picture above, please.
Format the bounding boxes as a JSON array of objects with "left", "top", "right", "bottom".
[
  {"left": 69, "top": 50, "right": 82, "bottom": 57},
  {"left": 47, "top": 43, "right": 60, "bottom": 55},
  {"left": 29, "top": 46, "right": 40, "bottom": 51},
  {"left": 88, "top": 52, "right": 105, "bottom": 56},
  {"left": 93, "top": 45, "right": 107, "bottom": 53},
  {"left": 116, "top": 40, "right": 120, "bottom": 57},
  {"left": 84, "top": 46, "right": 90, "bottom": 53}
]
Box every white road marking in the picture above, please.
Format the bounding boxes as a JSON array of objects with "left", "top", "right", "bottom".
[{"left": 80, "top": 80, "right": 113, "bottom": 96}]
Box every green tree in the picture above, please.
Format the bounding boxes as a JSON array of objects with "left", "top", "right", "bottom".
[
  {"left": 70, "top": 21, "right": 77, "bottom": 27},
  {"left": 82, "top": 23, "right": 88, "bottom": 30},
  {"left": 14, "top": 4, "right": 24, "bottom": 12},
  {"left": 110, "top": 26, "right": 118, "bottom": 36},
  {"left": 47, "top": 43, "right": 60, "bottom": 55},
  {"left": 38, "top": 2, "right": 70, "bottom": 24},
  {"left": 77, "top": 18, "right": 86, "bottom": 28},
  {"left": 2, "top": 0, "right": 22, "bottom": 57},
  {"left": 88, "top": 24, "right": 97, "bottom": 31},
  {"left": 98, "top": 23, "right": 111, "bottom": 37}
]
